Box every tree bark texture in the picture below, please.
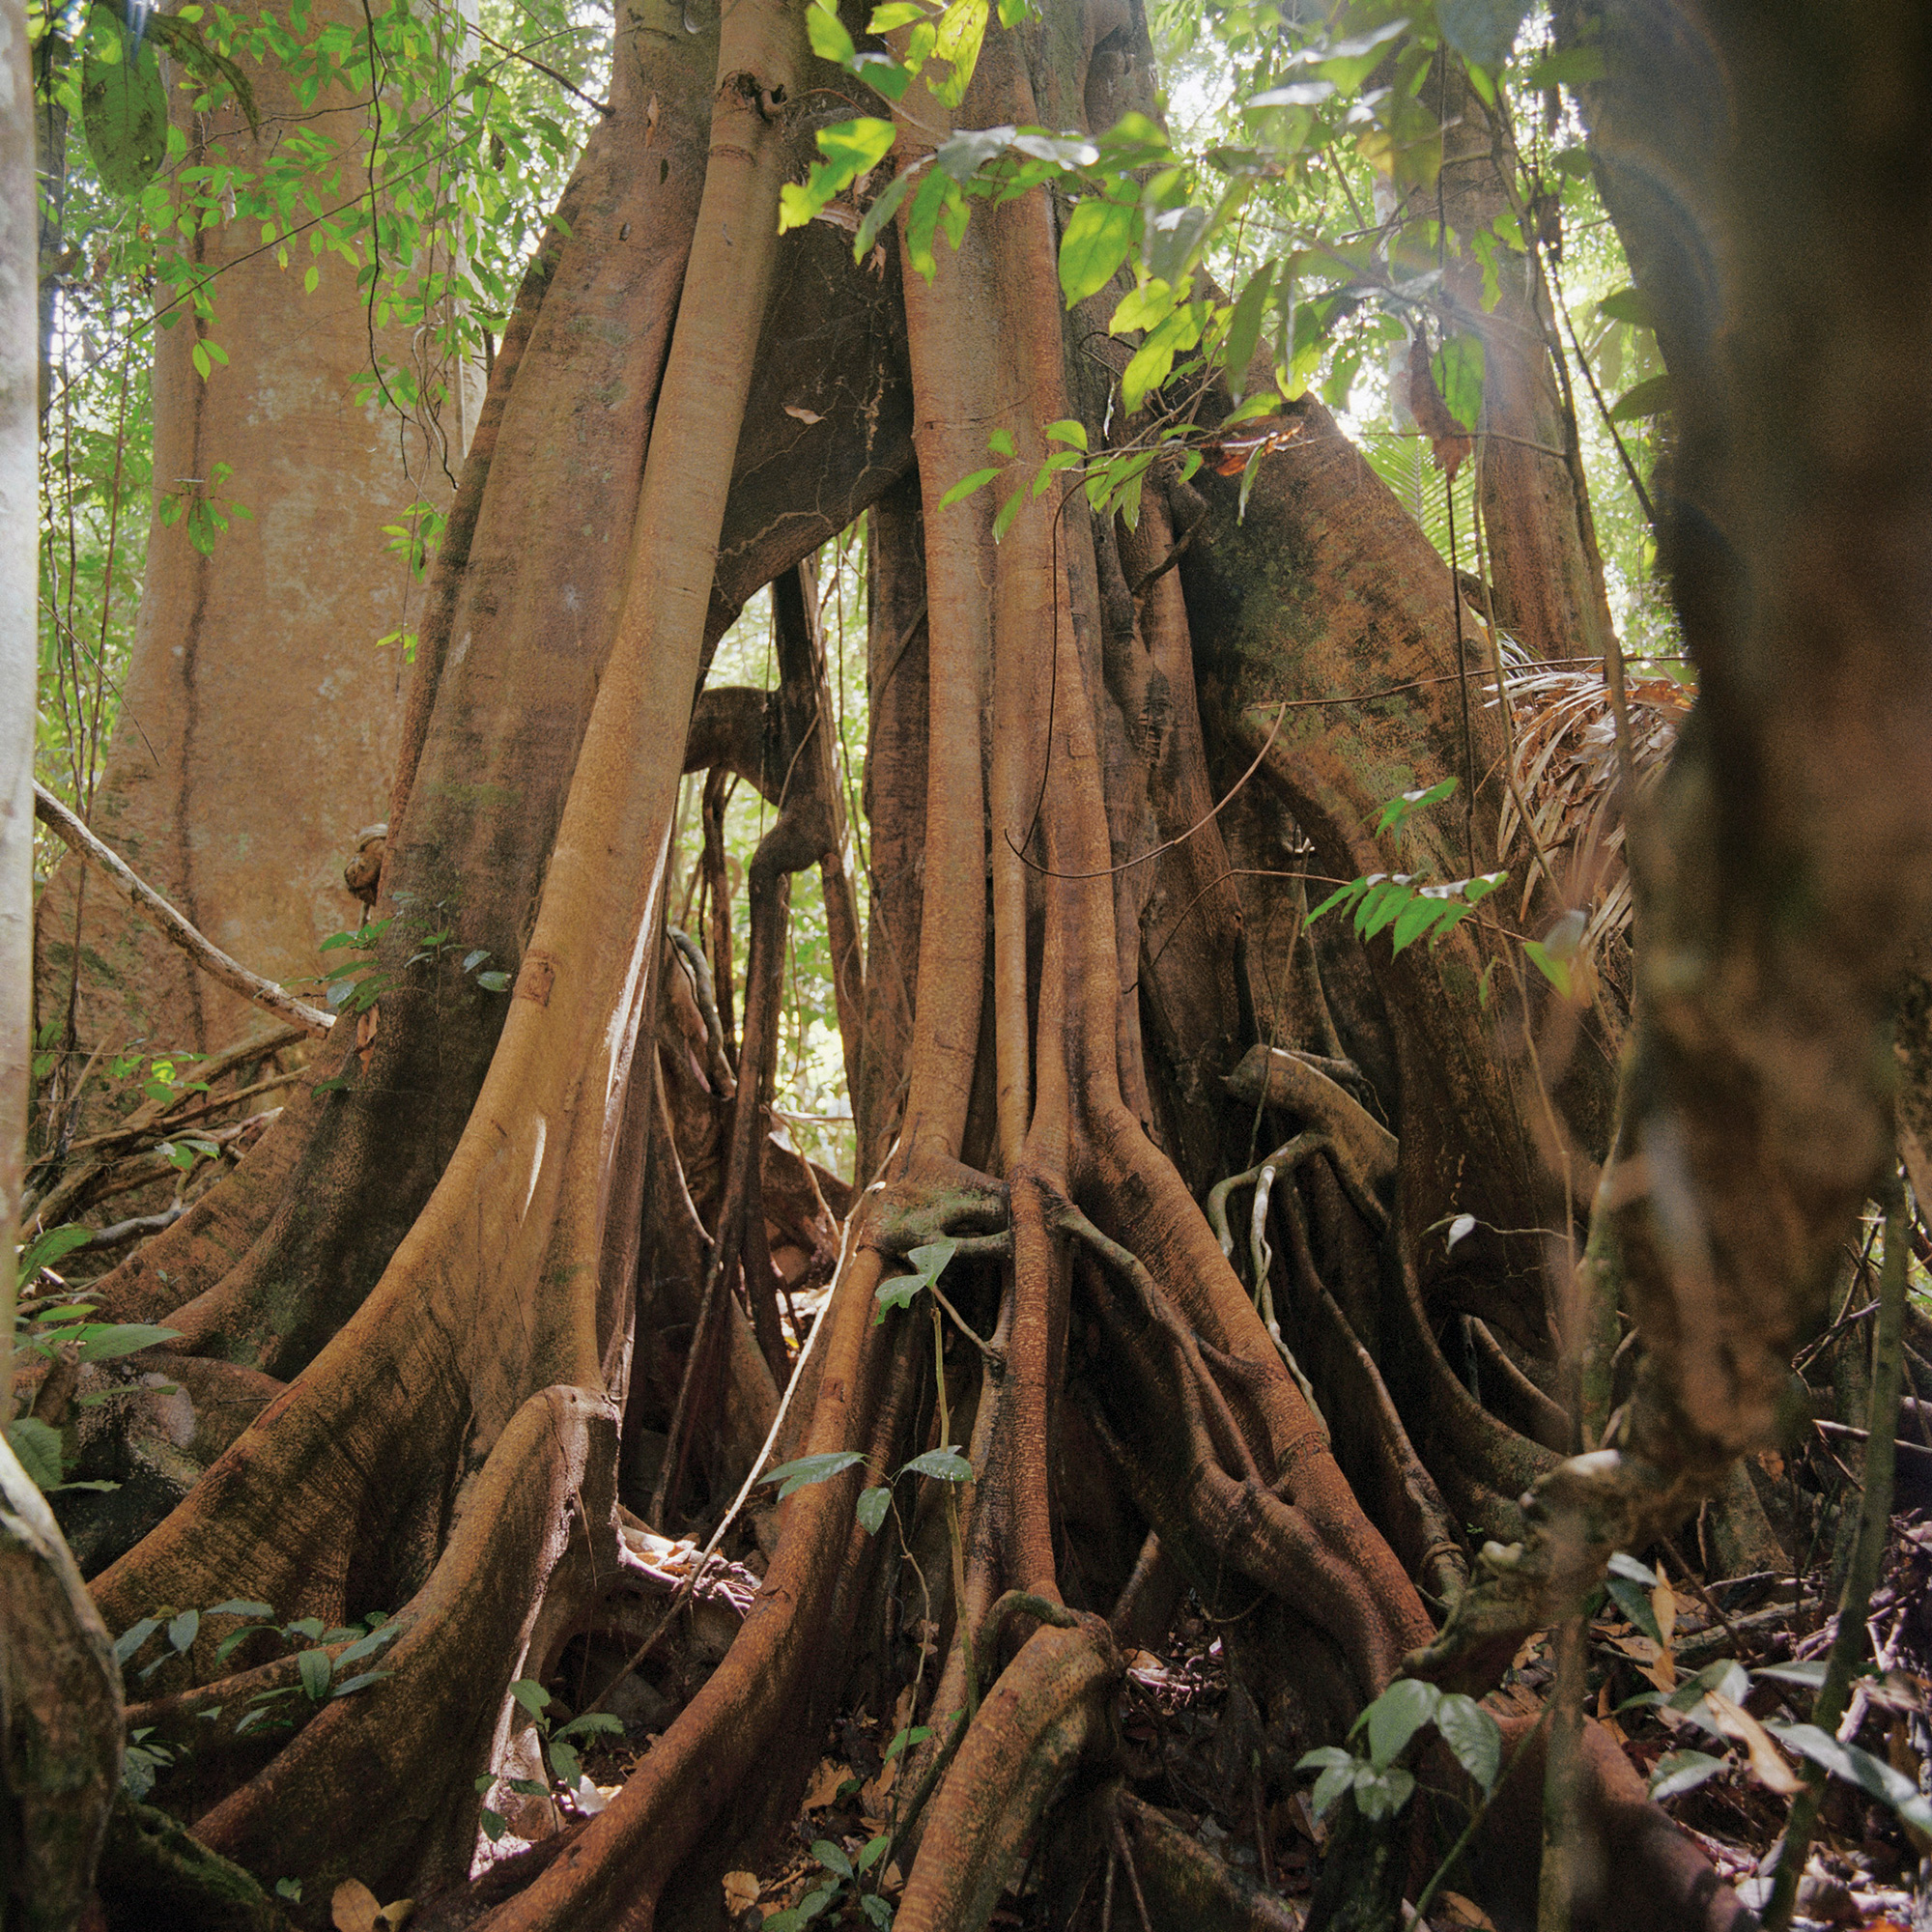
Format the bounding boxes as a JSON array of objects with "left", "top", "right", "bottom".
[{"left": 32, "top": 0, "right": 453, "bottom": 1067}]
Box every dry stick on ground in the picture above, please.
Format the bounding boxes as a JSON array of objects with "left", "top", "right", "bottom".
[{"left": 32, "top": 782, "right": 334, "bottom": 1038}]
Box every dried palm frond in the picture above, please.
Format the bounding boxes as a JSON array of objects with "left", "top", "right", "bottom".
[{"left": 1493, "top": 644, "right": 1692, "bottom": 962}]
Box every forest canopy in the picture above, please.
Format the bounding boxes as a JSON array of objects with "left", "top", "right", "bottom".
[{"left": 6, "top": 2, "right": 1932, "bottom": 1931}]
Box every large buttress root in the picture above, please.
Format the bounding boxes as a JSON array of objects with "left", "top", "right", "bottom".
[{"left": 82, "top": 0, "right": 813, "bottom": 1912}]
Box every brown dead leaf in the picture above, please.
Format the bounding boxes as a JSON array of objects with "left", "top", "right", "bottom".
[
  {"left": 1757, "top": 1447, "right": 1786, "bottom": 1480},
  {"left": 801, "top": 1757, "right": 849, "bottom": 1811},
  {"left": 1704, "top": 1690, "right": 1801, "bottom": 1796},
  {"left": 644, "top": 94, "right": 660, "bottom": 145},
  {"left": 861, "top": 1758, "right": 898, "bottom": 1813},
  {"left": 1652, "top": 1558, "right": 1678, "bottom": 1655},
  {"left": 1606, "top": 1631, "right": 1675, "bottom": 1693},
  {"left": 782, "top": 405, "right": 823, "bottom": 425},
  {"left": 1406, "top": 337, "right": 1471, "bottom": 481},
  {"left": 355, "top": 1003, "right": 379, "bottom": 1072},
  {"left": 332, "top": 1882, "right": 381, "bottom": 1932},
  {"left": 722, "top": 1871, "right": 761, "bottom": 1916},
  {"left": 1436, "top": 1891, "right": 1498, "bottom": 1928}
]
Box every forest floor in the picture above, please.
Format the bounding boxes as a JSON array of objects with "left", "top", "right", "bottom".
[{"left": 425, "top": 1494, "right": 1932, "bottom": 1932}]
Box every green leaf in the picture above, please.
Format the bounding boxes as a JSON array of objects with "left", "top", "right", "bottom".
[
  {"left": 509, "top": 1677, "right": 553, "bottom": 1717},
  {"left": 1609, "top": 372, "right": 1672, "bottom": 421},
  {"left": 854, "top": 170, "right": 913, "bottom": 258},
  {"left": 1360, "top": 1677, "right": 1439, "bottom": 1768},
  {"left": 334, "top": 1622, "right": 403, "bottom": 1667},
  {"left": 986, "top": 428, "right": 1015, "bottom": 459},
  {"left": 168, "top": 1608, "right": 201, "bottom": 1654},
  {"left": 330, "top": 1669, "right": 392, "bottom": 1697},
  {"left": 1430, "top": 333, "right": 1487, "bottom": 433},
  {"left": 903, "top": 165, "right": 966, "bottom": 281},
  {"left": 1304, "top": 1751, "right": 1357, "bottom": 1821},
  {"left": 1350, "top": 1762, "right": 1416, "bottom": 1821},
  {"left": 5, "top": 1418, "right": 65, "bottom": 1491},
  {"left": 547, "top": 1737, "right": 582, "bottom": 1784},
  {"left": 857, "top": 1832, "right": 891, "bottom": 1873},
  {"left": 1754, "top": 1661, "right": 1831, "bottom": 1690},
  {"left": 874, "top": 1237, "right": 960, "bottom": 1321},
  {"left": 297, "top": 1648, "right": 332, "bottom": 1701},
  {"left": 884, "top": 1722, "right": 932, "bottom": 1761},
  {"left": 16, "top": 1223, "right": 94, "bottom": 1283},
  {"left": 480, "top": 1806, "right": 507, "bottom": 1842},
  {"left": 807, "top": 2, "right": 857, "bottom": 66},
  {"left": 927, "top": 0, "right": 987, "bottom": 107},
  {"left": 1606, "top": 1575, "right": 1663, "bottom": 1645},
  {"left": 811, "top": 1838, "right": 855, "bottom": 1882},
  {"left": 1059, "top": 197, "right": 1134, "bottom": 308},
  {"left": 1044, "top": 418, "right": 1087, "bottom": 450},
  {"left": 82, "top": 6, "right": 169, "bottom": 196},
  {"left": 113, "top": 1616, "right": 163, "bottom": 1666},
  {"left": 860, "top": 1892, "right": 894, "bottom": 1929},
  {"left": 556, "top": 1712, "right": 625, "bottom": 1740},
  {"left": 1648, "top": 1747, "right": 1727, "bottom": 1802},
  {"left": 1305, "top": 879, "right": 1366, "bottom": 924},
  {"left": 1221, "top": 263, "right": 1274, "bottom": 389},
  {"left": 75, "top": 1322, "right": 182, "bottom": 1362},
  {"left": 1434, "top": 1692, "right": 1502, "bottom": 1794},
  {"left": 1521, "top": 939, "right": 1572, "bottom": 998},
  {"left": 936, "top": 467, "right": 999, "bottom": 511},
  {"left": 761, "top": 1450, "right": 866, "bottom": 1499},
  {"left": 1436, "top": 0, "right": 1532, "bottom": 74},
  {"left": 1390, "top": 895, "right": 1450, "bottom": 955},
  {"left": 474, "top": 971, "right": 511, "bottom": 993},
  {"left": 991, "top": 487, "right": 1025, "bottom": 542},
  {"left": 901, "top": 1447, "right": 972, "bottom": 1483},
  {"left": 1772, "top": 1723, "right": 1932, "bottom": 1834},
  {"left": 856, "top": 1486, "right": 893, "bottom": 1534},
  {"left": 1359, "top": 880, "right": 1417, "bottom": 942},
  {"left": 868, "top": 1, "right": 927, "bottom": 25},
  {"left": 1594, "top": 286, "right": 1654, "bottom": 330}
]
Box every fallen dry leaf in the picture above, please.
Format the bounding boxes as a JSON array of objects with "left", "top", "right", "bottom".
[
  {"left": 1703, "top": 1690, "right": 1801, "bottom": 1796},
  {"left": 1652, "top": 1558, "right": 1678, "bottom": 1656},
  {"left": 722, "top": 1871, "right": 761, "bottom": 1916},
  {"left": 1436, "top": 1890, "right": 1498, "bottom": 1928},
  {"left": 782, "top": 405, "right": 824, "bottom": 425},
  {"left": 333, "top": 1881, "right": 381, "bottom": 1932},
  {"left": 800, "top": 1757, "right": 849, "bottom": 1811}
]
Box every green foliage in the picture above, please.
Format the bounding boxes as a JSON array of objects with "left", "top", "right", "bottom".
[
  {"left": 109, "top": 1599, "right": 397, "bottom": 1795},
  {"left": 1297, "top": 1674, "right": 1503, "bottom": 1826},
  {"left": 1612, "top": 1638, "right": 1932, "bottom": 1836},
  {"left": 475, "top": 1678, "right": 625, "bottom": 1837},
  {"left": 80, "top": 4, "right": 169, "bottom": 194},
  {"left": 30, "top": 0, "right": 602, "bottom": 853},
  {"left": 10, "top": 1229, "right": 187, "bottom": 1493},
  {"left": 872, "top": 1237, "right": 958, "bottom": 1321}
]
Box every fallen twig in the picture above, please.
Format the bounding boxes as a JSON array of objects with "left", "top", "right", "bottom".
[{"left": 33, "top": 782, "right": 334, "bottom": 1037}]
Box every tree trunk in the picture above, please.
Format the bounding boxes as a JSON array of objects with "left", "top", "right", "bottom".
[{"left": 32, "top": 0, "right": 453, "bottom": 1076}]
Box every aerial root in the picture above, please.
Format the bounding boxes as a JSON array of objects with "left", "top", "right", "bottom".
[{"left": 894, "top": 1610, "right": 1122, "bottom": 1932}]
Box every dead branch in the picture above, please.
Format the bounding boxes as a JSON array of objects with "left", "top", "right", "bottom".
[{"left": 32, "top": 783, "right": 333, "bottom": 1038}]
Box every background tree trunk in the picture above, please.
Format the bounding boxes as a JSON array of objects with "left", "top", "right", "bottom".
[{"left": 33, "top": 0, "right": 454, "bottom": 1071}]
